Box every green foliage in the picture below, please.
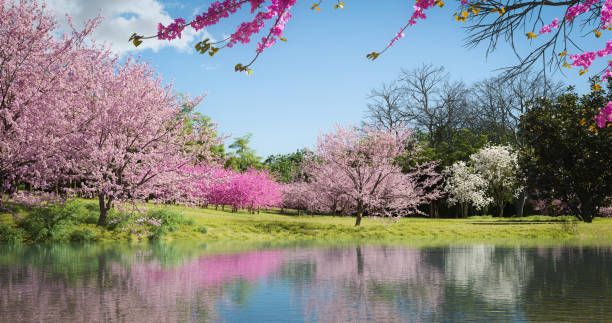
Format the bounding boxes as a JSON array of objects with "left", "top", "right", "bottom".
[
  {"left": 17, "top": 202, "right": 81, "bottom": 243},
  {"left": 144, "top": 209, "right": 194, "bottom": 240},
  {"left": 415, "top": 129, "right": 489, "bottom": 169},
  {"left": 263, "top": 149, "right": 306, "bottom": 183},
  {"left": 520, "top": 79, "right": 612, "bottom": 222},
  {"left": 0, "top": 223, "right": 25, "bottom": 244},
  {"left": 176, "top": 92, "right": 226, "bottom": 161},
  {"left": 198, "top": 225, "right": 208, "bottom": 234},
  {"left": 224, "top": 133, "right": 263, "bottom": 172},
  {"left": 69, "top": 229, "right": 97, "bottom": 242}
]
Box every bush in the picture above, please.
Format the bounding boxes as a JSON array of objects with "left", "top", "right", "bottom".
[
  {"left": 17, "top": 202, "right": 75, "bottom": 243},
  {"left": 198, "top": 226, "right": 208, "bottom": 234},
  {"left": 69, "top": 229, "right": 97, "bottom": 242},
  {"left": 0, "top": 223, "right": 25, "bottom": 244},
  {"left": 116, "top": 209, "right": 194, "bottom": 240}
]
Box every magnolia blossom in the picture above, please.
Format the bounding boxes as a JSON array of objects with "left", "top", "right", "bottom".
[
  {"left": 443, "top": 161, "right": 492, "bottom": 213},
  {"left": 470, "top": 145, "right": 523, "bottom": 217}
]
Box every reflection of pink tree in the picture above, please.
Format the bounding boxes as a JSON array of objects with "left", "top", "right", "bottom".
[
  {"left": 0, "top": 249, "right": 284, "bottom": 322},
  {"left": 286, "top": 246, "right": 444, "bottom": 322},
  {"left": 132, "top": 250, "right": 284, "bottom": 286}
]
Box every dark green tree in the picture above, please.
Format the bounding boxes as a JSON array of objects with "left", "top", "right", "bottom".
[
  {"left": 519, "top": 80, "right": 612, "bottom": 222},
  {"left": 263, "top": 149, "right": 306, "bottom": 183}
]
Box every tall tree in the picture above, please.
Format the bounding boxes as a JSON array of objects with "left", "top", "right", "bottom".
[
  {"left": 520, "top": 80, "right": 612, "bottom": 222},
  {"left": 0, "top": 0, "right": 98, "bottom": 200},
  {"left": 363, "top": 81, "right": 407, "bottom": 132},
  {"left": 224, "top": 133, "right": 263, "bottom": 172},
  {"left": 71, "top": 56, "right": 219, "bottom": 225}
]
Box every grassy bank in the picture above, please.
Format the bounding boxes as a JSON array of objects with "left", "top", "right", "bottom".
[{"left": 2, "top": 198, "right": 612, "bottom": 244}]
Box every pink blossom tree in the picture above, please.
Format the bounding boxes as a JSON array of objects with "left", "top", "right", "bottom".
[
  {"left": 0, "top": 0, "right": 99, "bottom": 201},
  {"left": 67, "top": 55, "right": 220, "bottom": 225},
  {"left": 198, "top": 167, "right": 282, "bottom": 213},
  {"left": 302, "top": 125, "right": 442, "bottom": 226}
]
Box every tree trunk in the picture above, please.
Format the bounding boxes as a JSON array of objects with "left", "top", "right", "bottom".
[
  {"left": 513, "top": 189, "right": 527, "bottom": 218},
  {"left": 355, "top": 212, "right": 362, "bottom": 226},
  {"left": 580, "top": 194, "right": 595, "bottom": 223},
  {"left": 498, "top": 201, "right": 505, "bottom": 218},
  {"left": 98, "top": 194, "right": 113, "bottom": 226}
]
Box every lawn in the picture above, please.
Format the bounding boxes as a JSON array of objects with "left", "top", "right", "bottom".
[{"left": 2, "top": 199, "right": 612, "bottom": 244}]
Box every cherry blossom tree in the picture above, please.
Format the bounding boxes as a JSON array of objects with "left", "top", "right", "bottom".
[
  {"left": 302, "top": 125, "right": 442, "bottom": 226},
  {"left": 0, "top": 0, "right": 99, "bottom": 201},
  {"left": 198, "top": 167, "right": 282, "bottom": 213},
  {"left": 68, "top": 55, "right": 220, "bottom": 225},
  {"left": 443, "top": 161, "right": 492, "bottom": 218}
]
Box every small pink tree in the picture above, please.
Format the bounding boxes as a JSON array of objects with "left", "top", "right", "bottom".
[
  {"left": 194, "top": 166, "right": 282, "bottom": 213},
  {"left": 303, "top": 125, "right": 442, "bottom": 226}
]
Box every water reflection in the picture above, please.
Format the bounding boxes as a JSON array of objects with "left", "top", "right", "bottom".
[{"left": 1, "top": 243, "right": 611, "bottom": 322}]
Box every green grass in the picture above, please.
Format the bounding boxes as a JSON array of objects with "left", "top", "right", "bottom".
[{"left": 3, "top": 198, "right": 612, "bottom": 244}]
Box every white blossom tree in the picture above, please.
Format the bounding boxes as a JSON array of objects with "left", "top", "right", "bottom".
[
  {"left": 443, "top": 161, "right": 492, "bottom": 218},
  {"left": 470, "top": 145, "right": 523, "bottom": 217}
]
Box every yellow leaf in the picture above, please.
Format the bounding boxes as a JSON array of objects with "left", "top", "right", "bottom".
[
  {"left": 245, "top": 69, "right": 254, "bottom": 76},
  {"left": 279, "top": 37, "right": 287, "bottom": 42},
  {"left": 592, "top": 83, "right": 601, "bottom": 92},
  {"left": 473, "top": 8, "right": 480, "bottom": 15},
  {"left": 334, "top": 4, "right": 339, "bottom": 9},
  {"left": 595, "top": 30, "right": 602, "bottom": 38},
  {"left": 580, "top": 118, "right": 587, "bottom": 126},
  {"left": 461, "top": 11, "right": 468, "bottom": 18},
  {"left": 340, "top": 2, "right": 344, "bottom": 8},
  {"left": 559, "top": 50, "right": 567, "bottom": 57},
  {"left": 316, "top": 6, "right": 320, "bottom": 11},
  {"left": 526, "top": 32, "right": 537, "bottom": 39},
  {"left": 579, "top": 69, "right": 587, "bottom": 75}
]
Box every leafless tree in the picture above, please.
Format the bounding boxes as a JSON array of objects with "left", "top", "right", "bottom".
[
  {"left": 399, "top": 64, "right": 473, "bottom": 147},
  {"left": 363, "top": 81, "right": 407, "bottom": 131},
  {"left": 464, "top": 0, "right": 602, "bottom": 79}
]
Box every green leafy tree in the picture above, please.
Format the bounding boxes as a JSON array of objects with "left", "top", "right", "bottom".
[
  {"left": 224, "top": 133, "right": 263, "bottom": 172},
  {"left": 263, "top": 150, "right": 306, "bottom": 183},
  {"left": 520, "top": 80, "right": 612, "bottom": 222}
]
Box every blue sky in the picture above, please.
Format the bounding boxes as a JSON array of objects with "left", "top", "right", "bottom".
[{"left": 46, "top": 0, "right": 604, "bottom": 157}]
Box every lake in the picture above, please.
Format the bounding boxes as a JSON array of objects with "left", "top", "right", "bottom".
[{"left": 1, "top": 242, "right": 611, "bottom": 322}]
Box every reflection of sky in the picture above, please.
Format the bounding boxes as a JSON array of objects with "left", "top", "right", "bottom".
[{"left": 217, "top": 279, "right": 305, "bottom": 323}]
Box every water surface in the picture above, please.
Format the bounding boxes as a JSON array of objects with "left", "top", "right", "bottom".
[{"left": 1, "top": 242, "right": 611, "bottom": 322}]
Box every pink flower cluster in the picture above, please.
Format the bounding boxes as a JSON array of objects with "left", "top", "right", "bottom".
[
  {"left": 595, "top": 101, "right": 612, "bottom": 127},
  {"left": 388, "top": 30, "right": 405, "bottom": 47},
  {"left": 409, "top": 0, "right": 437, "bottom": 26},
  {"left": 187, "top": 165, "right": 283, "bottom": 212},
  {"left": 157, "top": 18, "right": 186, "bottom": 40},
  {"left": 538, "top": 18, "right": 559, "bottom": 34},
  {"left": 601, "top": 0, "right": 612, "bottom": 29},
  {"left": 570, "top": 39, "right": 612, "bottom": 72},
  {"left": 565, "top": 0, "right": 598, "bottom": 22}
]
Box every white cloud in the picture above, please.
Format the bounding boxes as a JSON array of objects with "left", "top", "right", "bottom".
[{"left": 45, "top": 0, "right": 211, "bottom": 54}]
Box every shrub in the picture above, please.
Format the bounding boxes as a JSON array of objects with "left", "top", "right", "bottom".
[
  {"left": 17, "top": 202, "right": 75, "bottom": 243},
  {"left": 69, "top": 229, "right": 97, "bottom": 242},
  {"left": 198, "top": 226, "right": 208, "bottom": 234},
  {"left": 0, "top": 223, "right": 25, "bottom": 244}
]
